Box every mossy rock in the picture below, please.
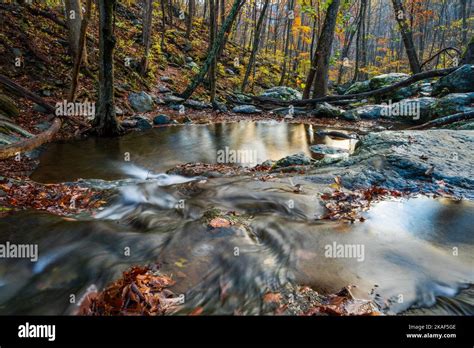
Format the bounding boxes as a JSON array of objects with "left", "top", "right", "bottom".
[{"left": 0, "top": 94, "right": 19, "bottom": 119}]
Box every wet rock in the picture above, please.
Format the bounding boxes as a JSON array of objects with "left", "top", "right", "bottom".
[
  {"left": 128, "top": 91, "right": 154, "bottom": 112},
  {"left": 232, "top": 105, "right": 262, "bottom": 114},
  {"left": 275, "top": 153, "right": 312, "bottom": 167},
  {"left": 184, "top": 99, "right": 211, "bottom": 110},
  {"left": 260, "top": 86, "right": 302, "bottom": 101},
  {"left": 135, "top": 118, "right": 152, "bottom": 131},
  {"left": 153, "top": 114, "right": 170, "bottom": 125},
  {"left": 433, "top": 65, "right": 474, "bottom": 95},
  {"left": 309, "top": 102, "right": 343, "bottom": 118}
]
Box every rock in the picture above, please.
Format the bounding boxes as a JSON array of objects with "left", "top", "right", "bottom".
[
  {"left": 380, "top": 97, "right": 437, "bottom": 122},
  {"left": 128, "top": 91, "right": 154, "bottom": 112},
  {"left": 135, "top": 118, "right": 152, "bottom": 131},
  {"left": 232, "top": 105, "right": 262, "bottom": 114},
  {"left": 157, "top": 86, "right": 171, "bottom": 93},
  {"left": 33, "top": 104, "right": 48, "bottom": 114},
  {"left": 153, "top": 114, "right": 170, "bottom": 125},
  {"left": 419, "top": 82, "right": 433, "bottom": 96},
  {"left": 433, "top": 65, "right": 474, "bottom": 95},
  {"left": 431, "top": 92, "right": 474, "bottom": 118},
  {"left": 160, "top": 76, "right": 173, "bottom": 83},
  {"left": 234, "top": 94, "right": 253, "bottom": 103},
  {"left": 185, "top": 56, "right": 193, "bottom": 63},
  {"left": 186, "top": 61, "right": 199, "bottom": 71},
  {"left": 309, "top": 102, "right": 343, "bottom": 118},
  {"left": 163, "top": 95, "right": 185, "bottom": 104},
  {"left": 225, "top": 68, "right": 236, "bottom": 75},
  {"left": 303, "top": 130, "right": 474, "bottom": 198},
  {"left": 121, "top": 119, "right": 137, "bottom": 128},
  {"left": 182, "top": 116, "right": 193, "bottom": 124},
  {"left": 260, "top": 86, "right": 302, "bottom": 101},
  {"left": 275, "top": 153, "right": 312, "bottom": 167},
  {"left": 184, "top": 99, "right": 211, "bottom": 110},
  {"left": 272, "top": 106, "right": 307, "bottom": 116},
  {"left": 34, "top": 121, "right": 51, "bottom": 132},
  {"left": 369, "top": 73, "right": 409, "bottom": 90},
  {"left": 343, "top": 105, "right": 388, "bottom": 121},
  {"left": 344, "top": 80, "right": 371, "bottom": 95},
  {"left": 213, "top": 101, "right": 228, "bottom": 113},
  {"left": 0, "top": 94, "right": 19, "bottom": 118},
  {"left": 261, "top": 160, "right": 275, "bottom": 167},
  {"left": 154, "top": 97, "right": 166, "bottom": 105},
  {"left": 310, "top": 144, "right": 349, "bottom": 156},
  {"left": 41, "top": 90, "right": 52, "bottom": 97}
]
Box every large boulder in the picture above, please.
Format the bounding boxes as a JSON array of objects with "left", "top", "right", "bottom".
[
  {"left": 380, "top": 97, "right": 438, "bottom": 122},
  {"left": 433, "top": 65, "right": 474, "bottom": 95},
  {"left": 260, "top": 86, "right": 302, "bottom": 101},
  {"left": 153, "top": 114, "right": 170, "bottom": 125},
  {"left": 344, "top": 80, "right": 371, "bottom": 95},
  {"left": 369, "top": 73, "right": 409, "bottom": 90},
  {"left": 129, "top": 91, "right": 154, "bottom": 112},
  {"left": 431, "top": 92, "right": 474, "bottom": 118}
]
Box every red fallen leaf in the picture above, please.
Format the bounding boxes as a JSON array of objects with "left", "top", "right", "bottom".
[
  {"left": 189, "top": 307, "right": 204, "bottom": 316},
  {"left": 209, "top": 217, "right": 231, "bottom": 228},
  {"left": 263, "top": 292, "right": 282, "bottom": 303}
]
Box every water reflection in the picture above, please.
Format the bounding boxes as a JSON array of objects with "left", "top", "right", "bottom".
[{"left": 32, "top": 122, "right": 356, "bottom": 183}]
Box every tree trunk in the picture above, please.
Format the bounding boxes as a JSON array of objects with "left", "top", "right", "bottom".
[
  {"left": 241, "top": 0, "right": 270, "bottom": 92},
  {"left": 141, "top": 0, "right": 153, "bottom": 75},
  {"left": 278, "top": 0, "right": 294, "bottom": 86},
  {"left": 92, "top": 0, "right": 122, "bottom": 137},
  {"left": 186, "top": 0, "right": 194, "bottom": 39},
  {"left": 209, "top": 0, "right": 217, "bottom": 103},
  {"left": 69, "top": 0, "right": 92, "bottom": 102},
  {"left": 391, "top": 0, "right": 421, "bottom": 74},
  {"left": 65, "top": 0, "right": 88, "bottom": 65},
  {"left": 179, "top": 0, "right": 244, "bottom": 100},
  {"left": 461, "top": 37, "right": 474, "bottom": 64},
  {"left": 303, "top": 0, "right": 341, "bottom": 98}
]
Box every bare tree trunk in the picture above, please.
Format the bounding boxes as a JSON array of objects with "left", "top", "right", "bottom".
[
  {"left": 391, "top": 0, "right": 421, "bottom": 74},
  {"left": 241, "top": 0, "right": 269, "bottom": 92},
  {"left": 278, "top": 0, "right": 294, "bottom": 86},
  {"left": 141, "top": 0, "right": 153, "bottom": 75},
  {"left": 179, "top": 0, "right": 244, "bottom": 100},
  {"left": 92, "top": 0, "right": 122, "bottom": 137},
  {"left": 209, "top": 0, "right": 217, "bottom": 103},
  {"left": 303, "top": 0, "right": 341, "bottom": 98},
  {"left": 186, "top": 0, "right": 194, "bottom": 39},
  {"left": 69, "top": 0, "right": 92, "bottom": 102},
  {"left": 65, "top": 0, "right": 88, "bottom": 65}
]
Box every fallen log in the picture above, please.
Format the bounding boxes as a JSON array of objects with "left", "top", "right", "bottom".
[
  {"left": 0, "top": 75, "right": 62, "bottom": 160},
  {"left": 409, "top": 110, "right": 474, "bottom": 130},
  {"left": 250, "top": 68, "right": 457, "bottom": 107}
]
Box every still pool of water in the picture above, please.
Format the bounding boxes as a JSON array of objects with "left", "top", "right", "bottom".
[{"left": 31, "top": 121, "right": 356, "bottom": 183}]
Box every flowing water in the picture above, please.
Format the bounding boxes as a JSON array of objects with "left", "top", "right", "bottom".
[{"left": 0, "top": 122, "right": 473, "bottom": 315}]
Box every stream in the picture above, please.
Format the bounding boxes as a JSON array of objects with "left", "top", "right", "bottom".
[{"left": 0, "top": 122, "right": 473, "bottom": 315}]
